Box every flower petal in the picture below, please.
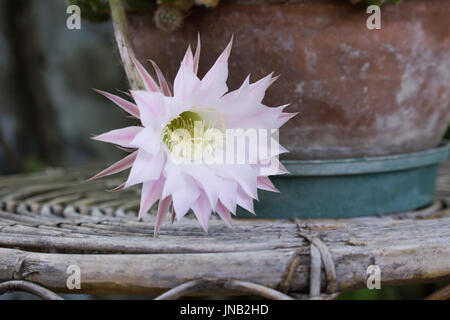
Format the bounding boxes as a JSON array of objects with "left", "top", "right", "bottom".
[
  {"left": 149, "top": 60, "right": 172, "bottom": 97},
  {"left": 107, "top": 182, "right": 126, "bottom": 193},
  {"left": 215, "top": 164, "right": 258, "bottom": 200},
  {"left": 257, "top": 176, "right": 280, "bottom": 193},
  {"left": 125, "top": 150, "right": 165, "bottom": 188},
  {"left": 217, "top": 178, "right": 238, "bottom": 215},
  {"left": 154, "top": 196, "right": 172, "bottom": 236},
  {"left": 173, "top": 62, "right": 201, "bottom": 102},
  {"left": 88, "top": 151, "right": 137, "bottom": 181},
  {"left": 193, "top": 33, "right": 201, "bottom": 75},
  {"left": 182, "top": 45, "right": 194, "bottom": 70},
  {"left": 131, "top": 90, "right": 166, "bottom": 128},
  {"left": 131, "top": 126, "right": 161, "bottom": 155},
  {"left": 172, "top": 180, "right": 200, "bottom": 221},
  {"left": 200, "top": 37, "right": 233, "bottom": 102},
  {"left": 92, "top": 126, "right": 142, "bottom": 148},
  {"left": 162, "top": 161, "right": 186, "bottom": 198},
  {"left": 255, "top": 136, "right": 289, "bottom": 162},
  {"left": 237, "top": 187, "right": 255, "bottom": 215},
  {"left": 191, "top": 192, "right": 212, "bottom": 232},
  {"left": 248, "top": 73, "right": 278, "bottom": 104},
  {"left": 255, "top": 157, "right": 290, "bottom": 176},
  {"left": 138, "top": 175, "right": 164, "bottom": 220},
  {"left": 131, "top": 56, "right": 160, "bottom": 92},
  {"left": 216, "top": 200, "right": 232, "bottom": 227},
  {"left": 93, "top": 89, "right": 140, "bottom": 118},
  {"left": 182, "top": 164, "right": 220, "bottom": 209},
  {"left": 275, "top": 112, "right": 298, "bottom": 128},
  {"left": 115, "top": 146, "right": 137, "bottom": 153}
]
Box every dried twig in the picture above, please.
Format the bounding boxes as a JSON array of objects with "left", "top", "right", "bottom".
[
  {"left": 0, "top": 280, "right": 63, "bottom": 300},
  {"left": 155, "top": 279, "right": 294, "bottom": 300},
  {"left": 425, "top": 284, "right": 450, "bottom": 300}
]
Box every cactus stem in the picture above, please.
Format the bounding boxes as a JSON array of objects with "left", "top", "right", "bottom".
[{"left": 108, "top": 0, "right": 145, "bottom": 90}]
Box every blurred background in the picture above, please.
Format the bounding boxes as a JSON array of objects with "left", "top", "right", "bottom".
[
  {"left": 0, "top": 0, "right": 129, "bottom": 175},
  {"left": 1, "top": 0, "right": 449, "bottom": 175}
]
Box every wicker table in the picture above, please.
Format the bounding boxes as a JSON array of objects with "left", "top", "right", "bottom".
[{"left": 0, "top": 162, "right": 449, "bottom": 300}]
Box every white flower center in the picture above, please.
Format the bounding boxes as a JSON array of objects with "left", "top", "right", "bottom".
[{"left": 161, "top": 110, "right": 224, "bottom": 164}]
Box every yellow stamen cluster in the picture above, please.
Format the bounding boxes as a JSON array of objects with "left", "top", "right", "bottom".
[{"left": 161, "top": 110, "right": 224, "bottom": 163}]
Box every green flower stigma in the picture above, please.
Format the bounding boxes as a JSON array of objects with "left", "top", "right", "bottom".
[{"left": 161, "top": 110, "right": 203, "bottom": 152}]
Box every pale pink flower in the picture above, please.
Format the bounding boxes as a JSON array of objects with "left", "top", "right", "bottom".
[{"left": 91, "top": 36, "right": 296, "bottom": 235}]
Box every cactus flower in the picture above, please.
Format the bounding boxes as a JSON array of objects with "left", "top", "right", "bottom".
[{"left": 91, "top": 36, "right": 296, "bottom": 235}]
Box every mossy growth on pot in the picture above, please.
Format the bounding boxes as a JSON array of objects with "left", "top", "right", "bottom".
[
  {"left": 68, "top": 0, "right": 399, "bottom": 30},
  {"left": 153, "top": 2, "right": 186, "bottom": 32},
  {"left": 67, "top": 0, "right": 111, "bottom": 22},
  {"left": 351, "top": 0, "right": 400, "bottom": 5},
  {"left": 67, "top": 0, "right": 219, "bottom": 29}
]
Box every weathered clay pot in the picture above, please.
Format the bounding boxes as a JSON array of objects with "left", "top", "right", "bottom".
[{"left": 127, "top": 0, "right": 450, "bottom": 160}]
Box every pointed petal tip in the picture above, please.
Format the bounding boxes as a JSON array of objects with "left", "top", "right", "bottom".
[
  {"left": 264, "top": 185, "right": 280, "bottom": 193},
  {"left": 226, "top": 35, "right": 234, "bottom": 51},
  {"left": 182, "top": 45, "right": 194, "bottom": 63},
  {"left": 92, "top": 89, "right": 140, "bottom": 118},
  {"left": 88, "top": 152, "right": 136, "bottom": 185},
  {"left": 116, "top": 89, "right": 132, "bottom": 97},
  {"left": 147, "top": 59, "right": 172, "bottom": 96},
  {"left": 86, "top": 175, "right": 98, "bottom": 182},
  {"left": 271, "top": 74, "right": 281, "bottom": 84},
  {"left": 197, "top": 215, "right": 210, "bottom": 233},
  {"left": 154, "top": 196, "right": 172, "bottom": 238},
  {"left": 132, "top": 56, "right": 160, "bottom": 92},
  {"left": 275, "top": 112, "right": 298, "bottom": 128},
  {"left": 106, "top": 183, "right": 126, "bottom": 193},
  {"left": 92, "top": 88, "right": 109, "bottom": 95},
  {"left": 193, "top": 34, "right": 201, "bottom": 75},
  {"left": 196, "top": 35, "right": 201, "bottom": 51},
  {"left": 222, "top": 217, "right": 232, "bottom": 228},
  {"left": 195, "top": 214, "right": 209, "bottom": 233},
  {"left": 285, "top": 112, "right": 300, "bottom": 121},
  {"left": 219, "top": 35, "right": 233, "bottom": 59}
]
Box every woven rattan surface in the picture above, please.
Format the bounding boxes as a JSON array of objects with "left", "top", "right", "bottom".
[{"left": 0, "top": 162, "right": 449, "bottom": 298}]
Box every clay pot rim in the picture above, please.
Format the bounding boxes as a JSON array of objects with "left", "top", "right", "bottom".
[{"left": 282, "top": 142, "right": 450, "bottom": 176}]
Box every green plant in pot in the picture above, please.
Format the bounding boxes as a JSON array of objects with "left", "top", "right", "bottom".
[{"left": 85, "top": 0, "right": 450, "bottom": 219}]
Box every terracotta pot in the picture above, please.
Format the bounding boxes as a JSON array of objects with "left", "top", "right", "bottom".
[{"left": 127, "top": 0, "right": 450, "bottom": 160}]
